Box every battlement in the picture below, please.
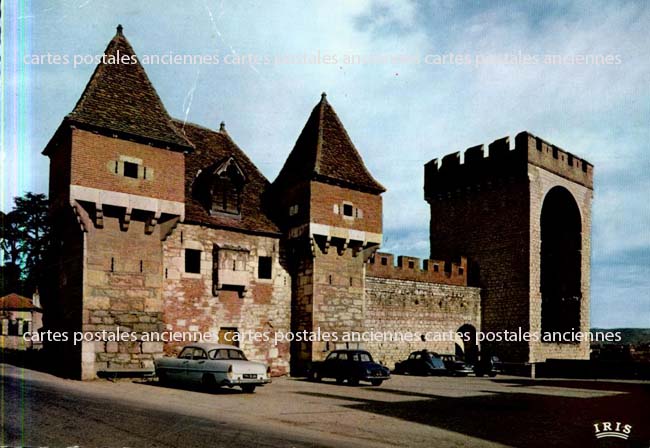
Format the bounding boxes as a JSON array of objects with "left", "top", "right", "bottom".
[
  {"left": 367, "top": 252, "right": 468, "bottom": 286},
  {"left": 424, "top": 131, "right": 593, "bottom": 200}
]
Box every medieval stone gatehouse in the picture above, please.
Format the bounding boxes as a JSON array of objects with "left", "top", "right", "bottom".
[{"left": 42, "top": 26, "right": 592, "bottom": 379}]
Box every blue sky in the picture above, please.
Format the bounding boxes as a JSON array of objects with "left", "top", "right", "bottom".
[{"left": 2, "top": 0, "right": 649, "bottom": 327}]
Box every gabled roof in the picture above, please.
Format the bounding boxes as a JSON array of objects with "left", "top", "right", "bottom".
[
  {"left": 273, "top": 93, "right": 385, "bottom": 194},
  {"left": 0, "top": 293, "right": 38, "bottom": 311},
  {"left": 176, "top": 120, "right": 281, "bottom": 236},
  {"left": 62, "top": 25, "right": 192, "bottom": 151}
]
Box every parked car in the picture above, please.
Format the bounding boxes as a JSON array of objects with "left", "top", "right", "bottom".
[
  {"left": 155, "top": 343, "right": 271, "bottom": 393},
  {"left": 439, "top": 354, "right": 474, "bottom": 376},
  {"left": 309, "top": 349, "right": 390, "bottom": 386},
  {"left": 473, "top": 355, "right": 502, "bottom": 377},
  {"left": 394, "top": 350, "right": 447, "bottom": 376}
]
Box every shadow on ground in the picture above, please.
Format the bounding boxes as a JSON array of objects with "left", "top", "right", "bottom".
[
  {"left": 136, "top": 378, "right": 257, "bottom": 395},
  {"left": 296, "top": 378, "right": 650, "bottom": 448}
]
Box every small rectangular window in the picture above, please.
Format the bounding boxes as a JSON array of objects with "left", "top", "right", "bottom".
[
  {"left": 433, "top": 264, "right": 439, "bottom": 272},
  {"left": 343, "top": 204, "right": 354, "bottom": 217},
  {"left": 381, "top": 257, "right": 388, "bottom": 266},
  {"left": 185, "top": 249, "right": 201, "bottom": 274},
  {"left": 408, "top": 261, "right": 415, "bottom": 269},
  {"left": 124, "top": 161, "right": 139, "bottom": 178},
  {"left": 258, "top": 256, "right": 272, "bottom": 279}
]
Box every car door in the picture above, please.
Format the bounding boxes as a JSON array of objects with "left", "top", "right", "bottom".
[
  {"left": 322, "top": 352, "right": 338, "bottom": 378},
  {"left": 187, "top": 347, "right": 208, "bottom": 383},
  {"left": 403, "top": 353, "right": 416, "bottom": 373},
  {"left": 337, "top": 352, "right": 350, "bottom": 378},
  {"left": 170, "top": 347, "right": 194, "bottom": 382}
]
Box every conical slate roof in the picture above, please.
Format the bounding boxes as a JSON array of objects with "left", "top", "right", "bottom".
[
  {"left": 65, "top": 25, "right": 191, "bottom": 150},
  {"left": 273, "top": 94, "right": 385, "bottom": 194}
]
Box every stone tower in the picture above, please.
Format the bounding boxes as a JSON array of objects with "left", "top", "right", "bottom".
[
  {"left": 42, "top": 26, "right": 191, "bottom": 379},
  {"left": 424, "top": 132, "right": 593, "bottom": 368},
  {"left": 270, "top": 94, "right": 385, "bottom": 373}
]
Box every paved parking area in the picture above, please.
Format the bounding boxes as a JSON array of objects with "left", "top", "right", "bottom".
[{"left": 2, "top": 364, "right": 649, "bottom": 447}]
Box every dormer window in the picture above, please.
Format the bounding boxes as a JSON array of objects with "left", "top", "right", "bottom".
[{"left": 209, "top": 157, "right": 246, "bottom": 216}]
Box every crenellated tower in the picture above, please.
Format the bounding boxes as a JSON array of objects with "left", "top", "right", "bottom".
[
  {"left": 424, "top": 132, "right": 593, "bottom": 369},
  {"left": 270, "top": 93, "right": 385, "bottom": 373},
  {"left": 42, "top": 26, "right": 192, "bottom": 379}
]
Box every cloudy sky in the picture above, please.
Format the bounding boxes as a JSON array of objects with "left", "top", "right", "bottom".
[{"left": 3, "top": 0, "right": 649, "bottom": 327}]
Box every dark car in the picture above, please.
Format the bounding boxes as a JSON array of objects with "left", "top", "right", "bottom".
[
  {"left": 439, "top": 354, "right": 474, "bottom": 376},
  {"left": 473, "top": 355, "right": 502, "bottom": 377},
  {"left": 309, "top": 349, "right": 390, "bottom": 386},
  {"left": 394, "top": 350, "right": 447, "bottom": 376}
]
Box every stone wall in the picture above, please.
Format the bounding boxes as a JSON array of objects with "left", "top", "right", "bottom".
[
  {"left": 364, "top": 276, "right": 481, "bottom": 369},
  {"left": 162, "top": 223, "right": 292, "bottom": 375},
  {"left": 82, "top": 212, "right": 167, "bottom": 379},
  {"left": 528, "top": 164, "right": 592, "bottom": 363},
  {"left": 368, "top": 252, "right": 468, "bottom": 286},
  {"left": 424, "top": 132, "right": 593, "bottom": 364}
]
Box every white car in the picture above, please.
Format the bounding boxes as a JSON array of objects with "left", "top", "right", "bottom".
[{"left": 154, "top": 343, "right": 271, "bottom": 393}]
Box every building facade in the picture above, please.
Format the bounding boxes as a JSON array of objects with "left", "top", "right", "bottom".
[{"left": 42, "top": 27, "right": 592, "bottom": 379}]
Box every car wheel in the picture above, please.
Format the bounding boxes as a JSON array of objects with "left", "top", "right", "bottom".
[
  {"left": 310, "top": 370, "right": 321, "bottom": 382},
  {"left": 158, "top": 371, "right": 168, "bottom": 385},
  {"left": 241, "top": 384, "right": 256, "bottom": 393},
  {"left": 476, "top": 372, "right": 485, "bottom": 377},
  {"left": 488, "top": 372, "right": 497, "bottom": 378},
  {"left": 371, "top": 379, "right": 383, "bottom": 386},
  {"left": 202, "top": 374, "right": 218, "bottom": 391},
  {"left": 348, "top": 378, "right": 359, "bottom": 386}
]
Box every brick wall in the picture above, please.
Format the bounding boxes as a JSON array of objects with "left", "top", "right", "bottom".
[
  {"left": 310, "top": 181, "right": 382, "bottom": 233},
  {"left": 70, "top": 129, "right": 185, "bottom": 203}
]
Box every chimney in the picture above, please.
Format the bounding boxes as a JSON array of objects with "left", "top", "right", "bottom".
[{"left": 32, "top": 288, "right": 41, "bottom": 308}]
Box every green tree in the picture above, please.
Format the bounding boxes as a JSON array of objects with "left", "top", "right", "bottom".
[{"left": 0, "top": 192, "right": 50, "bottom": 296}]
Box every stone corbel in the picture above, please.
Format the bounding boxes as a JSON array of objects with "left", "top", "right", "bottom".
[
  {"left": 120, "top": 206, "right": 132, "bottom": 231},
  {"left": 160, "top": 216, "right": 180, "bottom": 241},
  {"left": 363, "top": 243, "right": 380, "bottom": 263},
  {"left": 323, "top": 236, "right": 331, "bottom": 254},
  {"left": 145, "top": 211, "right": 162, "bottom": 235},
  {"left": 71, "top": 200, "right": 92, "bottom": 233},
  {"left": 337, "top": 238, "right": 349, "bottom": 256},
  {"left": 95, "top": 203, "right": 104, "bottom": 229},
  {"left": 352, "top": 242, "right": 364, "bottom": 258}
]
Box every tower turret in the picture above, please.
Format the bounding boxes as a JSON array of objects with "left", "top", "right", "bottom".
[
  {"left": 43, "top": 26, "right": 191, "bottom": 379},
  {"left": 270, "top": 94, "right": 385, "bottom": 373}
]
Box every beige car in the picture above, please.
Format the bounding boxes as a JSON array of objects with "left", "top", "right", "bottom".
[{"left": 155, "top": 343, "right": 271, "bottom": 393}]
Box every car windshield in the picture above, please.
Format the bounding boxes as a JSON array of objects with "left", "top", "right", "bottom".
[{"left": 209, "top": 348, "right": 247, "bottom": 360}]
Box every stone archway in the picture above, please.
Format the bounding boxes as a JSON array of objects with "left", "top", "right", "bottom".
[
  {"left": 540, "top": 186, "right": 582, "bottom": 334},
  {"left": 456, "top": 324, "right": 478, "bottom": 364}
]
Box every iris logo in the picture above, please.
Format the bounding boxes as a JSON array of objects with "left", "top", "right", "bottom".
[{"left": 593, "top": 421, "right": 632, "bottom": 440}]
